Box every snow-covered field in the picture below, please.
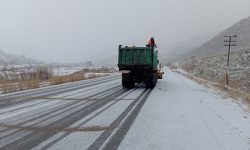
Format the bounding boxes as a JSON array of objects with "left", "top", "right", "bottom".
[
  {"left": 52, "top": 67, "right": 83, "bottom": 76},
  {"left": 52, "top": 66, "right": 118, "bottom": 77},
  {"left": 177, "top": 49, "right": 250, "bottom": 92},
  {"left": 0, "top": 67, "right": 249, "bottom": 150}
]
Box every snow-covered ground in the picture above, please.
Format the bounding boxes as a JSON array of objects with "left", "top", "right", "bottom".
[
  {"left": 0, "top": 67, "right": 249, "bottom": 149},
  {"left": 119, "top": 67, "right": 250, "bottom": 150},
  {"left": 52, "top": 67, "right": 83, "bottom": 76},
  {"left": 52, "top": 67, "right": 117, "bottom": 77}
]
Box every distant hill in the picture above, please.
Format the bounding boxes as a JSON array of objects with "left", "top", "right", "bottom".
[
  {"left": 182, "top": 16, "right": 250, "bottom": 59},
  {"left": 0, "top": 49, "right": 37, "bottom": 65},
  {"left": 159, "top": 32, "right": 216, "bottom": 63}
]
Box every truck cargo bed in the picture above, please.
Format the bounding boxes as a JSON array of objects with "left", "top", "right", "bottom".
[{"left": 118, "top": 47, "right": 158, "bottom": 71}]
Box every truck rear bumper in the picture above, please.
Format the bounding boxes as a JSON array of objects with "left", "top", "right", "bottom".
[{"left": 118, "top": 64, "right": 153, "bottom": 71}]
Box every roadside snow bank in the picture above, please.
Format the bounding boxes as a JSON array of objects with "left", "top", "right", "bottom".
[{"left": 174, "top": 68, "right": 250, "bottom": 110}]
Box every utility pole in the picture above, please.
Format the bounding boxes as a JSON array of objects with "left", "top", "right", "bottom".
[{"left": 224, "top": 35, "right": 237, "bottom": 86}]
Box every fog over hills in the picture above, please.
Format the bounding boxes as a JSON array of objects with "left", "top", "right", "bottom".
[
  {"left": 162, "top": 16, "right": 250, "bottom": 63},
  {"left": 159, "top": 32, "right": 216, "bottom": 63},
  {"left": 97, "top": 16, "right": 250, "bottom": 65},
  {"left": 0, "top": 49, "right": 37, "bottom": 65},
  {"left": 182, "top": 16, "right": 250, "bottom": 60}
]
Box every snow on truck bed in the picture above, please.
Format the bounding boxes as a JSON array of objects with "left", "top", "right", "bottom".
[{"left": 119, "top": 67, "right": 250, "bottom": 150}]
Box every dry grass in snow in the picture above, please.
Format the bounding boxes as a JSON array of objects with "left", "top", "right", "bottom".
[{"left": 174, "top": 69, "right": 250, "bottom": 110}]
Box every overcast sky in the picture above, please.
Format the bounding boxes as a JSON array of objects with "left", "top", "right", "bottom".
[{"left": 0, "top": 0, "right": 250, "bottom": 63}]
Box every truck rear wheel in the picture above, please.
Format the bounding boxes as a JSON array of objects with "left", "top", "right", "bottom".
[
  {"left": 145, "top": 73, "right": 157, "bottom": 89},
  {"left": 122, "top": 73, "right": 135, "bottom": 89}
]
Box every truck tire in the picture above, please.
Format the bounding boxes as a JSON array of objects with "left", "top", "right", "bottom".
[
  {"left": 154, "top": 73, "right": 157, "bottom": 87},
  {"left": 122, "top": 73, "right": 135, "bottom": 89},
  {"left": 145, "top": 74, "right": 156, "bottom": 89}
]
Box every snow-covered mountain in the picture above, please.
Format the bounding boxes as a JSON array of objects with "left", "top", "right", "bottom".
[
  {"left": 174, "top": 16, "right": 250, "bottom": 92},
  {"left": 183, "top": 16, "right": 250, "bottom": 59},
  {"left": 0, "top": 49, "right": 37, "bottom": 65}
]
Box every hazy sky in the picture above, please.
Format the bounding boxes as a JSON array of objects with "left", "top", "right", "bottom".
[{"left": 0, "top": 0, "right": 250, "bottom": 63}]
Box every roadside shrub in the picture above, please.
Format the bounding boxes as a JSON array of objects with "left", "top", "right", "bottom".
[
  {"left": 49, "top": 76, "right": 65, "bottom": 85},
  {"left": 70, "top": 74, "right": 85, "bottom": 82}
]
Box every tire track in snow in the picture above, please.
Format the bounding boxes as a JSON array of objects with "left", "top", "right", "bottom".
[
  {"left": 0, "top": 75, "right": 120, "bottom": 108},
  {"left": 0, "top": 85, "right": 122, "bottom": 141},
  {"left": 87, "top": 89, "right": 152, "bottom": 150},
  {"left": 0, "top": 87, "right": 127, "bottom": 149},
  {"left": 38, "top": 87, "right": 141, "bottom": 150}
]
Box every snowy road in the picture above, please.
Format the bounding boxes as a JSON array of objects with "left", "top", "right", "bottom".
[
  {"left": 119, "top": 67, "right": 250, "bottom": 150},
  {"left": 0, "top": 75, "right": 151, "bottom": 150},
  {"left": 0, "top": 68, "right": 249, "bottom": 150}
]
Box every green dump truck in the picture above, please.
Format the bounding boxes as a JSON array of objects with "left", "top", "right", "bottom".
[{"left": 118, "top": 46, "right": 164, "bottom": 89}]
